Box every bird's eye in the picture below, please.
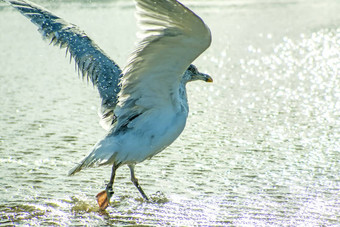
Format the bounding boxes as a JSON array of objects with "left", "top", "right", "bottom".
[{"left": 188, "top": 65, "right": 197, "bottom": 74}]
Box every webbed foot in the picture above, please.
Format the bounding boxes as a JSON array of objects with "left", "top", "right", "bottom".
[{"left": 96, "top": 187, "right": 114, "bottom": 210}]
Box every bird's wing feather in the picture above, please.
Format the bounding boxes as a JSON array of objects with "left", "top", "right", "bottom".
[
  {"left": 114, "top": 0, "right": 211, "bottom": 131},
  {"left": 5, "top": 0, "right": 122, "bottom": 130}
]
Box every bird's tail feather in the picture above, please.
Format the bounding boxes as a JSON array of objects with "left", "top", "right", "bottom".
[
  {"left": 68, "top": 162, "right": 84, "bottom": 176},
  {"left": 68, "top": 151, "right": 102, "bottom": 176},
  {"left": 68, "top": 138, "right": 117, "bottom": 175}
]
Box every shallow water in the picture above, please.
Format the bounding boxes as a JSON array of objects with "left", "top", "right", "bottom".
[{"left": 0, "top": 0, "right": 339, "bottom": 226}]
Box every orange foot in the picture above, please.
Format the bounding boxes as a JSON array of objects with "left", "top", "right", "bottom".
[{"left": 96, "top": 190, "right": 109, "bottom": 210}]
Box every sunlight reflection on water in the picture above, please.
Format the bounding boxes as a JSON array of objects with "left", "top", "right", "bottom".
[{"left": 0, "top": 0, "right": 339, "bottom": 226}]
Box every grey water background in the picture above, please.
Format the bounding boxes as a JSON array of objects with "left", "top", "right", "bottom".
[{"left": 0, "top": 0, "right": 339, "bottom": 225}]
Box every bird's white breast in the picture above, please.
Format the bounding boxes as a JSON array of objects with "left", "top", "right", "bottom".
[{"left": 113, "top": 106, "right": 188, "bottom": 164}]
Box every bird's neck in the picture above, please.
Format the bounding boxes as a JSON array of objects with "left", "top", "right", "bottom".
[{"left": 178, "top": 81, "right": 189, "bottom": 113}]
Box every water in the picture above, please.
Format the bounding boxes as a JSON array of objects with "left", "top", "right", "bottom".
[{"left": 0, "top": 0, "right": 339, "bottom": 225}]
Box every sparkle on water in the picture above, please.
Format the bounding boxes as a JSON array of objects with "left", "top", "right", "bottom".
[{"left": 0, "top": 0, "right": 339, "bottom": 226}]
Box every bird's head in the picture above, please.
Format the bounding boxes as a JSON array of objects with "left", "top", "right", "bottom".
[{"left": 182, "top": 64, "right": 213, "bottom": 84}]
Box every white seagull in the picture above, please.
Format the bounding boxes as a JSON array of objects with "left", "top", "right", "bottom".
[{"left": 5, "top": 0, "right": 212, "bottom": 210}]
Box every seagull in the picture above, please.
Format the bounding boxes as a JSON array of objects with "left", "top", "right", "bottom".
[{"left": 6, "top": 0, "right": 212, "bottom": 210}]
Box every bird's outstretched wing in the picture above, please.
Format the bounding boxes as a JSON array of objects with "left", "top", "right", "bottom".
[
  {"left": 114, "top": 0, "right": 211, "bottom": 131},
  {"left": 5, "top": 0, "right": 122, "bottom": 130}
]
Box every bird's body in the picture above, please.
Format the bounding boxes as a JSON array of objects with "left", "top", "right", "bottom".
[
  {"left": 72, "top": 102, "right": 188, "bottom": 172},
  {"left": 5, "top": 0, "right": 212, "bottom": 210},
  {"left": 70, "top": 67, "right": 195, "bottom": 173}
]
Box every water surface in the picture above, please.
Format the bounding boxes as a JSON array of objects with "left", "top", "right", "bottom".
[{"left": 0, "top": 0, "right": 339, "bottom": 225}]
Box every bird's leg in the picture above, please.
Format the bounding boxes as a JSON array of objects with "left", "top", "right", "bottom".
[
  {"left": 128, "top": 164, "right": 149, "bottom": 201},
  {"left": 96, "top": 164, "right": 117, "bottom": 210}
]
